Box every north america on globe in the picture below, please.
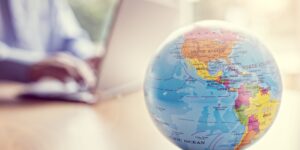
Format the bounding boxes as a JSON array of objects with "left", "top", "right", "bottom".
[{"left": 144, "top": 21, "right": 282, "bottom": 150}]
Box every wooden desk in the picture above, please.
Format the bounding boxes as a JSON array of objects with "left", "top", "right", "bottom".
[
  {"left": 0, "top": 83, "right": 299, "bottom": 150},
  {"left": 0, "top": 83, "right": 179, "bottom": 150}
]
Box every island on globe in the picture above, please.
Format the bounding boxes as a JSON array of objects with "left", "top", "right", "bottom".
[{"left": 144, "top": 21, "right": 282, "bottom": 150}]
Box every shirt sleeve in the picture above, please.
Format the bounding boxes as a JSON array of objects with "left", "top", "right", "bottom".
[
  {"left": 50, "top": 0, "right": 98, "bottom": 60},
  {"left": 0, "top": 42, "right": 47, "bottom": 82}
]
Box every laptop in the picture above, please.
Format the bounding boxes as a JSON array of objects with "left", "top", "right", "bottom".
[{"left": 18, "top": 0, "right": 181, "bottom": 103}]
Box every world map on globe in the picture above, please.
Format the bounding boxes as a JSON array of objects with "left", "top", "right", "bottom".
[{"left": 144, "top": 21, "right": 282, "bottom": 150}]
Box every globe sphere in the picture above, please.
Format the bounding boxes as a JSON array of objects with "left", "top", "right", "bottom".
[{"left": 144, "top": 20, "right": 282, "bottom": 150}]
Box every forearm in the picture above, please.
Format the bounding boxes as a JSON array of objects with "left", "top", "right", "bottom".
[
  {"left": 0, "top": 42, "right": 47, "bottom": 82},
  {"left": 0, "top": 60, "right": 31, "bottom": 82}
]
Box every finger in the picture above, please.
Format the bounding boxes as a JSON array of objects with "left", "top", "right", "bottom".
[
  {"left": 46, "top": 55, "right": 84, "bottom": 83},
  {"left": 54, "top": 54, "right": 86, "bottom": 83},
  {"left": 39, "top": 66, "right": 71, "bottom": 82},
  {"left": 75, "top": 61, "right": 96, "bottom": 88},
  {"left": 58, "top": 54, "right": 96, "bottom": 87}
]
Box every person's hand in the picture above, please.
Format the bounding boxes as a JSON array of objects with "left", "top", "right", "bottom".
[{"left": 29, "top": 53, "right": 96, "bottom": 88}]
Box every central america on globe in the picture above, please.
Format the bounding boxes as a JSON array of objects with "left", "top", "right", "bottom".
[{"left": 144, "top": 20, "right": 282, "bottom": 150}]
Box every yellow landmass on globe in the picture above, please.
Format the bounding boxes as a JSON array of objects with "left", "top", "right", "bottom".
[
  {"left": 235, "top": 90, "right": 280, "bottom": 150},
  {"left": 246, "top": 90, "right": 279, "bottom": 137},
  {"left": 187, "top": 58, "right": 223, "bottom": 80}
]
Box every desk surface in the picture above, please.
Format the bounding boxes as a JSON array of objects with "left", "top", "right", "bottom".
[{"left": 0, "top": 83, "right": 299, "bottom": 150}]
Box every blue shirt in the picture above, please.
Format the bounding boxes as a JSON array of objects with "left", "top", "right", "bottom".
[{"left": 0, "top": 0, "right": 97, "bottom": 82}]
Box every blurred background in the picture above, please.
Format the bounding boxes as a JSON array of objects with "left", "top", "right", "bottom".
[
  {"left": 68, "top": 0, "right": 117, "bottom": 42},
  {"left": 68, "top": 0, "right": 300, "bottom": 90}
]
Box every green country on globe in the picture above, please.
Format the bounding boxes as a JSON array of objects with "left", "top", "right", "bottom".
[{"left": 144, "top": 21, "right": 282, "bottom": 150}]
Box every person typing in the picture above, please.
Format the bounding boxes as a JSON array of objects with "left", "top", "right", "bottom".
[{"left": 0, "top": 0, "right": 101, "bottom": 88}]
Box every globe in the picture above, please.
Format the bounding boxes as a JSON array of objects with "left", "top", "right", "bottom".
[{"left": 144, "top": 21, "right": 282, "bottom": 150}]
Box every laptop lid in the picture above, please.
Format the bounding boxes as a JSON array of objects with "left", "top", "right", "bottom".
[{"left": 96, "top": 0, "right": 181, "bottom": 99}]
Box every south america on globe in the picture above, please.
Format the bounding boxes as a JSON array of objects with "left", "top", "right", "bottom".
[{"left": 144, "top": 20, "right": 282, "bottom": 150}]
